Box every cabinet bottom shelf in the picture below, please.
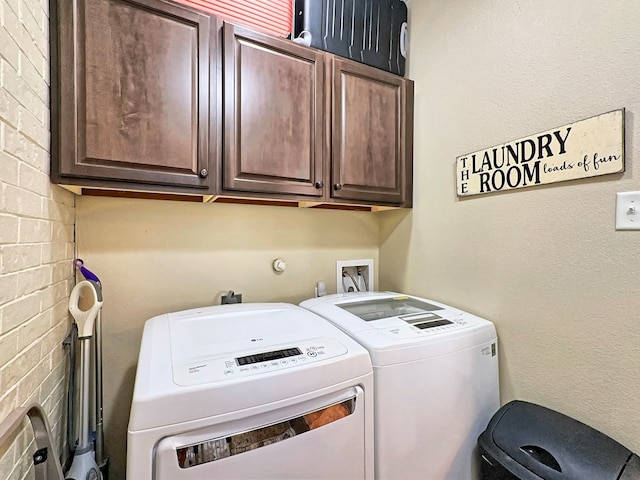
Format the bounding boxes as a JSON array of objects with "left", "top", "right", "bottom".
[{"left": 60, "top": 185, "right": 403, "bottom": 212}]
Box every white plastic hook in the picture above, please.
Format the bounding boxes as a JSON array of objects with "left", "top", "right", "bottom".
[
  {"left": 293, "top": 30, "right": 312, "bottom": 47},
  {"left": 69, "top": 280, "right": 103, "bottom": 339}
]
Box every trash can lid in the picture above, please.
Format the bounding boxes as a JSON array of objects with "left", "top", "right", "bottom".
[{"left": 489, "top": 401, "right": 632, "bottom": 480}]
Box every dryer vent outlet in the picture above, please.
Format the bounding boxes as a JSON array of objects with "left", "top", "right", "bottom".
[
  {"left": 221, "top": 292, "right": 242, "bottom": 304},
  {"left": 336, "top": 260, "right": 374, "bottom": 294}
]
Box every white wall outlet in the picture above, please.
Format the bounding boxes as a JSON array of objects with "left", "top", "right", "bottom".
[
  {"left": 336, "top": 259, "right": 374, "bottom": 293},
  {"left": 616, "top": 192, "right": 640, "bottom": 230}
]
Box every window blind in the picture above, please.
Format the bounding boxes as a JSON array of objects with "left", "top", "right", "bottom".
[{"left": 175, "top": 0, "right": 292, "bottom": 37}]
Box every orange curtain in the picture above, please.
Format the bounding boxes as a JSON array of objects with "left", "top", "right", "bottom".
[{"left": 175, "top": 0, "right": 292, "bottom": 37}]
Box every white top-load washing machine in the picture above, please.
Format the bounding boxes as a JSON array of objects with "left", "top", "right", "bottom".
[
  {"left": 300, "top": 292, "right": 499, "bottom": 480},
  {"left": 127, "top": 303, "right": 374, "bottom": 480}
]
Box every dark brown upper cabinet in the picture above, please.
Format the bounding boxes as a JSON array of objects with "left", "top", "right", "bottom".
[
  {"left": 331, "top": 57, "right": 413, "bottom": 206},
  {"left": 51, "top": 0, "right": 219, "bottom": 192},
  {"left": 50, "top": 1, "right": 413, "bottom": 208},
  {"left": 222, "top": 23, "right": 325, "bottom": 198},
  {"left": 222, "top": 23, "right": 413, "bottom": 207}
]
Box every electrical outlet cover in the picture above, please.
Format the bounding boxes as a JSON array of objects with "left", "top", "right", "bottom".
[{"left": 616, "top": 191, "right": 640, "bottom": 230}]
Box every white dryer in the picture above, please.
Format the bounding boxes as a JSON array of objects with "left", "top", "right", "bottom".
[
  {"left": 300, "top": 292, "right": 499, "bottom": 480},
  {"left": 127, "top": 303, "right": 374, "bottom": 480}
]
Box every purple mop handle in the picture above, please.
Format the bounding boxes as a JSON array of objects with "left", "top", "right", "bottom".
[{"left": 74, "top": 259, "right": 101, "bottom": 284}]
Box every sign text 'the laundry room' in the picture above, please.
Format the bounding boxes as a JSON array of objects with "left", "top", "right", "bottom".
[{"left": 456, "top": 109, "right": 625, "bottom": 196}]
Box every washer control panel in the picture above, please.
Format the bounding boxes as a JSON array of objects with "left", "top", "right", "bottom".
[
  {"left": 173, "top": 337, "right": 348, "bottom": 386},
  {"left": 380, "top": 314, "right": 470, "bottom": 339}
]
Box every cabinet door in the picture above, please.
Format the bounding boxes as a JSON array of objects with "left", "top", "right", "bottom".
[
  {"left": 331, "top": 58, "right": 413, "bottom": 205},
  {"left": 53, "top": 0, "right": 217, "bottom": 190},
  {"left": 223, "top": 23, "right": 325, "bottom": 197}
]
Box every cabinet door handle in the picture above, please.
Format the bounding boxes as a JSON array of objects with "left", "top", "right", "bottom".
[
  {"left": 199, "top": 168, "right": 208, "bottom": 178},
  {"left": 315, "top": 181, "right": 324, "bottom": 189},
  {"left": 334, "top": 183, "right": 342, "bottom": 191}
]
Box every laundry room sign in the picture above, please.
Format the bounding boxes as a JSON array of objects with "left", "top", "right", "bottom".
[{"left": 456, "top": 109, "right": 625, "bottom": 196}]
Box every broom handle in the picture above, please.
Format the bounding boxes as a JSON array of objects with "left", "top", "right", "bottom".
[{"left": 95, "top": 308, "right": 105, "bottom": 466}]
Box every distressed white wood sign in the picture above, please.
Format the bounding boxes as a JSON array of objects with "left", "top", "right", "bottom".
[{"left": 456, "top": 109, "right": 625, "bottom": 196}]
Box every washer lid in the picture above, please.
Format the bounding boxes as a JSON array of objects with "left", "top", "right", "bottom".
[{"left": 337, "top": 295, "right": 444, "bottom": 321}]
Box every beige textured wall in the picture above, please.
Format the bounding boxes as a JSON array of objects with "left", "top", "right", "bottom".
[
  {"left": 75, "top": 196, "right": 379, "bottom": 479},
  {"left": 380, "top": 0, "right": 640, "bottom": 453},
  {"left": 0, "top": 0, "right": 75, "bottom": 477},
  {"left": 9, "top": 1, "right": 639, "bottom": 478}
]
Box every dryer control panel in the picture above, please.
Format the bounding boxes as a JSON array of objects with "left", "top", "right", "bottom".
[{"left": 173, "top": 337, "right": 348, "bottom": 386}]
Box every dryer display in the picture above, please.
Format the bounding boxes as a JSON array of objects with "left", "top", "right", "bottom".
[{"left": 236, "top": 347, "right": 302, "bottom": 365}]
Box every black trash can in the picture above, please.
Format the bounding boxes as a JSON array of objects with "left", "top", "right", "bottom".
[{"left": 478, "top": 400, "right": 640, "bottom": 480}]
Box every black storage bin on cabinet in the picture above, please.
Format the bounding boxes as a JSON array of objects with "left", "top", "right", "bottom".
[
  {"left": 292, "top": 0, "right": 408, "bottom": 76},
  {"left": 478, "top": 400, "right": 640, "bottom": 480}
]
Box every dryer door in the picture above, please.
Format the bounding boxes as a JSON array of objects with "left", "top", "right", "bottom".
[{"left": 153, "top": 386, "right": 368, "bottom": 479}]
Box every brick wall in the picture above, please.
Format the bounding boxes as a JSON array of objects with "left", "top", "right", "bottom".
[{"left": 0, "top": 0, "right": 75, "bottom": 477}]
